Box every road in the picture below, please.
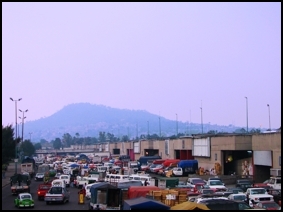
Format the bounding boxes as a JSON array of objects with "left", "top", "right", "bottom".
[{"left": 2, "top": 180, "right": 90, "bottom": 210}]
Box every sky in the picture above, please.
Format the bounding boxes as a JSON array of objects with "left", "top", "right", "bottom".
[{"left": 2, "top": 2, "right": 281, "bottom": 130}]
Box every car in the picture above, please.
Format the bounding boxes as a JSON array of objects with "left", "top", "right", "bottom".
[
  {"left": 44, "top": 185, "right": 70, "bottom": 204},
  {"left": 227, "top": 193, "right": 247, "bottom": 202},
  {"left": 37, "top": 183, "right": 52, "bottom": 200},
  {"left": 236, "top": 179, "right": 253, "bottom": 192},
  {"left": 187, "top": 178, "right": 206, "bottom": 187},
  {"left": 198, "top": 198, "right": 252, "bottom": 210},
  {"left": 208, "top": 177, "right": 225, "bottom": 186},
  {"left": 149, "top": 164, "right": 163, "bottom": 173},
  {"left": 35, "top": 172, "right": 45, "bottom": 181},
  {"left": 14, "top": 192, "right": 34, "bottom": 208},
  {"left": 267, "top": 189, "right": 281, "bottom": 206},
  {"left": 227, "top": 187, "right": 244, "bottom": 194},
  {"left": 199, "top": 189, "right": 215, "bottom": 195},
  {"left": 254, "top": 201, "right": 281, "bottom": 210},
  {"left": 206, "top": 179, "right": 227, "bottom": 191}
]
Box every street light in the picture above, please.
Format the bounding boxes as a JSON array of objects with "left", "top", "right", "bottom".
[
  {"left": 19, "top": 109, "right": 28, "bottom": 142},
  {"left": 176, "top": 113, "right": 178, "bottom": 137},
  {"left": 267, "top": 104, "right": 271, "bottom": 131},
  {"left": 147, "top": 121, "right": 149, "bottom": 139},
  {"left": 10, "top": 97, "right": 22, "bottom": 174},
  {"left": 245, "top": 97, "right": 248, "bottom": 133},
  {"left": 200, "top": 107, "right": 203, "bottom": 134}
]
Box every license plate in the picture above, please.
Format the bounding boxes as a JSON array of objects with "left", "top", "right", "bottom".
[{"left": 52, "top": 199, "right": 55, "bottom": 201}]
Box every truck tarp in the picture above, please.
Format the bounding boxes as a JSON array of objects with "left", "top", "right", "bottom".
[
  {"left": 127, "top": 186, "right": 161, "bottom": 199},
  {"left": 123, "top": 196, "right": 170, "bottom": 210}
]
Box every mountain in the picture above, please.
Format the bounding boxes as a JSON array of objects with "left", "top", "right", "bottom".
[{"left": 22, "top": 103, "right": 244, "bottom": 142}]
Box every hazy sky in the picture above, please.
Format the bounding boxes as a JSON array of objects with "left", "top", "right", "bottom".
[{"left": 2, "top": 2, "right": 281, "bottom": 130}]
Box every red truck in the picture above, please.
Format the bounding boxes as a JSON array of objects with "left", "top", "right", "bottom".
[{"left": 37, "top": 182, "right": 52, "bottom": 200}]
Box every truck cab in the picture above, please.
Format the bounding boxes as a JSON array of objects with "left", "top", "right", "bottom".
[{"left": 267, "top": 177, "right": 281, "bottom": 189}]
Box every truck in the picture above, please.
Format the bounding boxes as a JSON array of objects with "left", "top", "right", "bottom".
[
  {"left": 88, "top": 182, "right": 122, "bottom": 210},
  {"left": 246, "top": 187, "right": 274, "bottom": 205},
  {"left": 177, "top": 160, "right": 198, "bottom": 176},
  {"left": 10, "top": 173, "right": 31, "bottom": 195},
  {"left": 266, "top": 176, "right": 281, "bottom": 189},
  {"left": 21, "top": 157, "right": 36, "bottom": 178}
]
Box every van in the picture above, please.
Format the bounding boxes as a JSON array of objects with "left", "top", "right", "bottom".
[
  {"left": 104, "top": 174, "right": 130, "bottom": 183},
  {"left": 128, "top": 174, "right": 154, "bottom": 186},
  {"left": 137, "top": 156, "right": 162, "bottom": 170}
]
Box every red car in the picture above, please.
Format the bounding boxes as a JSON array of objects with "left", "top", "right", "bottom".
[
  {"left": 37, "top": 183, "right": 52, "bottom": 200},
  {"left": 254, "top": 201, "right": 281, "bottom": 210}
]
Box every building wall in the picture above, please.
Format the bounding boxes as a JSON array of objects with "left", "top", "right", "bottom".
[
  {"left": 106, "top": 132, "right": 281, "bottom": 171},
  {"left": 252, "top": 132, "right": 281, "bottom": 169}
]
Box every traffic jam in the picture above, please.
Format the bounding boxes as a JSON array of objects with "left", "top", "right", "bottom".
[{"left": 11, "top": 153, "right": 281, "bottom": 210}]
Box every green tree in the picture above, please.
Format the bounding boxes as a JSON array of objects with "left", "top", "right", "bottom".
[
  {"left": 53, "top": 138, "right": 62, "bottom": 150},
  {"left": 2, "top": 125, "right": 17, "bottom": 165},
  {"left": 33, "top": 142, "right": 42, "bottom": 150},
  {"left": 62, "top": 133, "right": 73, "bottom": 147},
  {"left": 20, "top": 140, "right": 36, "bottom": 157},
  {"left": 98, "top": 132, "right": 106, "bottom": 142}
]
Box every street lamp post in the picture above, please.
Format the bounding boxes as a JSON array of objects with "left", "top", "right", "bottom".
[
  {"left": 200, "top": 107, "right": 203, "bottom": 134},
  {"left": 176, "top": 113, "right": 178, "bottom": 137},
  {"left": 147, "top": 121, "right": 149, "bottom": 139},
  {"left": 10, "top": 97, "right": 22, "bottom": 174},
  {"left": 19, "top": 109, "right": 28, "bottom": 142},
  {"left": 267, "top": 104, "right": 271, "bottom": 131},
  {"left": 245, "top": 97, "right": 248, "bottom": 133}
]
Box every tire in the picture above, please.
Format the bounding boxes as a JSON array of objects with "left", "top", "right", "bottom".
[{"left": 46, "top": 201, "right": 49, "bottom": 205}]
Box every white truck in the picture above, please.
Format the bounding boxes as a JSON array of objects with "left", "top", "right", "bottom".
[
  {"left": 267, "top": 176, "right": 281, "bottom": 189},
  {"left": 20, "top": 163, "right": 35, "bottom": 178},
  {"left": 246, "top": 188, "right": 274, "bottom": 205}
]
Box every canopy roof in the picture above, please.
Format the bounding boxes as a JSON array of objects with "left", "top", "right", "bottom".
[
  {"left": 170, "top": 201, "right": 210, "bottom": 210},
  {"left": 123, "top": 197, "right": 170, "bottom": 210}
]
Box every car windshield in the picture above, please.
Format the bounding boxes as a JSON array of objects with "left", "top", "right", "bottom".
[
  {"left": 21, "top": 195, "right": 31, "bottom": 200},
  {"left": 210, "top": 181, "right": 223, "bottom": 185},
  {"left": 193, "top": 179, "right": 204, "bottom": 184},
  {"left": 49, "top": 187, "right": 63, "bottom": 194},
  {"left": 234, "top": 195, "right": 246, "bottom": 200},
  {"left": 251, "top": 189, "right": 266, "bottom": 194}
]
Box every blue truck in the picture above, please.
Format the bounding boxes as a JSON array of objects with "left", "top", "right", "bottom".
[{"left": 177, "top": 160, "right": 198, "bottom": 176}]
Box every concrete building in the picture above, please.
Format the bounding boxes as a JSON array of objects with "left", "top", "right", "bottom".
[{"left": 105, "top": 131, "right": 281, "bottom": 182}]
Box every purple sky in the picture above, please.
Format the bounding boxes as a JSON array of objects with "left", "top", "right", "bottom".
[{"left": 2, "top": 2, "right": 281, "bottom": 130}]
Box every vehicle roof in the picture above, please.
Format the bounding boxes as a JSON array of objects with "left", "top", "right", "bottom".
[
  {"left": 229, "top": 193, "right": 246, "bottom": 196},
  {"left": 19, "top": 192, "right": 31, "bottom": 196}
]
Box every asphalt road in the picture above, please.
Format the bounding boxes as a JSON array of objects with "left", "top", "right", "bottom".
[{"left": 2, "top": 179, "right": 90, "bottom": 210}]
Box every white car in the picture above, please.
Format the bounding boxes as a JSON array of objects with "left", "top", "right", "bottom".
[
  {"left": 206, "top": 180, "right": 227, "bottom": 191},
  {"left": 35, "top": 173, "right": 45, "bottom": 181},
  {"left": 227, "top": 193, "right": 247, "bottom": 202}
]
